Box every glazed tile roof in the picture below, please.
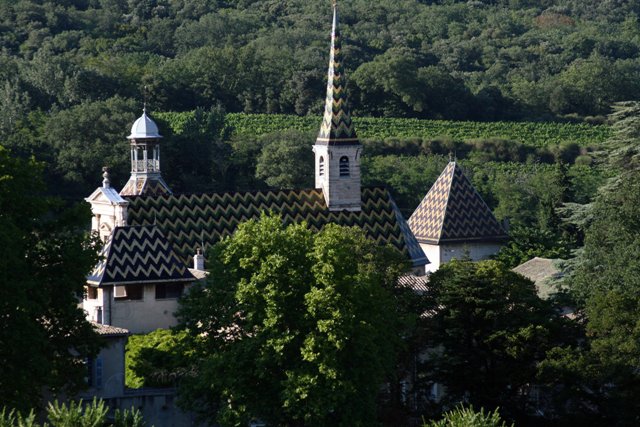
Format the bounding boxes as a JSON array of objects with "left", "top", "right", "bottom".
[
  {"left": 120, "top": 175, "right": 172, "bottom": 197},
  {"left": 125, "top": 187, "right": 428, "bottom": 268},
  {"left": 316, "top": 4, "right": 359, "bottom": 146},
  {"left": 408, "top": 162, "right": 508, "bottom": 244},
  {"left": 87, "top": 226, "right": 195, "bottom": 286}
]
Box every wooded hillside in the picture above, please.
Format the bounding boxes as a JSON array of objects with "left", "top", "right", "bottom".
[{"left": 2, "top": 0, "right": 640, "bottom": 125}]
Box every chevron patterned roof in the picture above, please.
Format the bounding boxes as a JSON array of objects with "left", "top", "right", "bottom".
[
  {"left": 408, "top": 162, "right": 508, "bottom": 244},
  {"left": 316, "top": 4, "right": 359, "bottom": 146},
  {"left": 120, "top": 175, "right": 172, "bottom": 197},
  {"left": 125, "top": 187, "right": 427, "bottom": 267},
  {"left": 87, "top": 226, "right": 195, "bottom": 286}
]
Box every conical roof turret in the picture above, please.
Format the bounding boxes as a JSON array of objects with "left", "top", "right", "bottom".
[{"left": 316, "top": 2, "right": 359, "bottom": 146}]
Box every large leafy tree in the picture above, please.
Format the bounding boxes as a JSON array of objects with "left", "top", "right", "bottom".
[
  {"left": 175, "top": 214, "right": 410, "bottom": 426},
  {"left": 0, "top": 146, "right": 102, "bottom": 412},
  {"left": 420, "top": 260, "right": 572, "bottom": 420}
]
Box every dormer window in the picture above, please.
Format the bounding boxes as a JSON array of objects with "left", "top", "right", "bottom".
[
  {"left": 319, "top": 156, "right": 325, "bottom": 176},
  {"left": 339, "top": 156, "right": 350, "bottom": 177}
]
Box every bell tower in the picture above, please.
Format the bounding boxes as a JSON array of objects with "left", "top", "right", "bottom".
[
  {"left": 120, "top": 106, "right": 172, "bottom": 196},
  {"left": 313, "top": 1, "right": 362, "bottom": 212}
]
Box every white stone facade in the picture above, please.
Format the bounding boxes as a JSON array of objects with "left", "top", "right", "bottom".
[
  {"left": 313, "top": 144, "right": 362, "bottom": 211},
  {"left": 422, "top": 242, "right": 504, "bottom": 273},
  {"left": 83, "top": 284, "right": 190, "bottom": 334}
]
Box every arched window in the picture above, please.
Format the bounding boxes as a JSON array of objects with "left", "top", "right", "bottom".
[
  {"left": 339, "top": 156, "right": 350, "bottom": 177},
  {"left": 319, "top": 156, "right": 325, "bottom": 176}
]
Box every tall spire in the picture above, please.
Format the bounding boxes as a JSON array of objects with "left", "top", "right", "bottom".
[
  {"left": 312, "top": 1, "right": 362, "bottom": 212},
  {"left": 316, "top": 1, "right": 359, "bottom": 146}
]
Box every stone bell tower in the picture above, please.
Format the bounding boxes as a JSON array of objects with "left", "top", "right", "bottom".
[
  {"left": 119, "top": 106, "right": 172, "bottom": 196},
  {"left": 313, "top": 1, "right": 362, "bottom": 212}
]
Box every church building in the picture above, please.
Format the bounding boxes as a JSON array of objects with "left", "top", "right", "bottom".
[{"left": 82, "top": 2, "right": 505, "bottom": 335}]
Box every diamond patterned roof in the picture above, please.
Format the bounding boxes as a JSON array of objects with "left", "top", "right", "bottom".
[
  {"left": 120, "top": 175, "right": 172, "bottom": 197},
  {"left": 408, "top": 162, "right": 507, "bottom": 244},
  {"left": 316, "top": 4, "right": 359, "bottom": 146},
  {"left": 87, "top": 226, "right": 195, "bottom": 286},
  {"left": 125, "top": 187, "right": 427, "bottom": 268}
]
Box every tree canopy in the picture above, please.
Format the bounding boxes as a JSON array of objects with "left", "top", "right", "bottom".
[
  {"left": 419, "top": 260, "right": 573, "bottom": 420},
  {"left": 0, "top": 146, "right": 102, "bottom": 412},
  {"left": 175, "top": 213, "right": 411, "bottom": 426}
]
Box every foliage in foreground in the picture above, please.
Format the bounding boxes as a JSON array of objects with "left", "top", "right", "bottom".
[
  {"left": 424, "top": 406, "right": 513, "bottom": 427},
  {"left": 125, "top": 329, "right": 193, "bottom": 389},
  {"left": 0, "top": 146, "right": 102, "bottom": 411},
  {"left": 0, "top": 399, "right": 145, "bottom": 427},
  {"left": 175, "top": 213, "right": 412, "bottom": 426}
]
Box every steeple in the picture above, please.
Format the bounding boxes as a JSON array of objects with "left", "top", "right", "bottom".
[
  {"left": 119, "top": 107, "right": 172, "bottom": 197},
  {"left": 313, "top": 1, "right": 362, "bottom": 211}
]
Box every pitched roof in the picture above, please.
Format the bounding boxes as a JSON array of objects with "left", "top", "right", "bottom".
[
  {"left": 120, "top": 175, "right": 172, "bottom": 197},
  {"left": 316, "top": 4, "right": 359, "bottom": 146},
  {"left": 398, "top": 274, "right": 430, "bottom": 294},
  {"left": 92, "top": 322, "right": 129, "bottom": 337},
  {"left": 125, "top": 187, "right": 428, "bottom": 267},
  {"left": 87, "top": 226, "right": 195, "bottom": 286},
  {"left": 513, "top": 257, "right": 563, "bottom": 299},
  {"left": 408, "top": 162, "right": 507, "bottom": 244}
]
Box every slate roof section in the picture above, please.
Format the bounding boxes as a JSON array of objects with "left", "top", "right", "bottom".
[
  {"left": 398, "top": 274, "right": 430, "bottom": 294},
  {"left": 513, "top": 257, "right": 564, "bottom": 300},
  {"left": 408, "top": 162, "right": 508, "bottom": 244},
  {"left": 316, "top": 4, "right": 359, "bottom": 146},
  {"left": 125, "top": 187, "right": 428, "bottom": 268},
  {"left": 92, "top": 322, "right": 129, "bottom": 337},
  {"left": 87, "top": 226, "right": 195, "bottom": 286}
]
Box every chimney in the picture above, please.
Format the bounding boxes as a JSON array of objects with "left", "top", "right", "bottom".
[{"left": 194, "top": 248, "right": 205, "bottom": 271}]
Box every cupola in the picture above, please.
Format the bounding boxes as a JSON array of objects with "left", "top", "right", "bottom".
[{"left": 119, "top": 106, "right": 172, "bottom": 197}]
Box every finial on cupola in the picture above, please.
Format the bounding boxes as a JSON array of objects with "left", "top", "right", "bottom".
[{"left": 102, "top": 166, "right": 111, "bottom": 188}]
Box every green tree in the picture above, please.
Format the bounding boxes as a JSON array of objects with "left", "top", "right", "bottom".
[
  {"left": 175, "top": 214, "right": 409, "bottom": 427},
  {"left": 569, "top": 168, "right": 640, "bottom": 302},
  {"left": 125, "top": 329, "right": 193, "bottom": 389},
  {"left": 420, "top": 260, "right": 571, "bottom": 420},
  {"left": 0, "top": 146, "right": 102, "bottom": 411},
  {"left": 424, "top": 406, "right": 513, "bottom": 427},
  {"left": 255, "top": 130, "right": 315, "bottom": 189}
]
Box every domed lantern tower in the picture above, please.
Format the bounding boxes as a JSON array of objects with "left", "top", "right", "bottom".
[{"left": 119, "top": 107, "right": 172, "bottom": 196}]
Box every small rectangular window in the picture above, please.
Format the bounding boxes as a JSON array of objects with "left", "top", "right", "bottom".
[
  {"left": 156, "top": 283, "right": 184, "bottom": 299},
  {"left": 114, "top": 285, "right": 143, "bottom": 300},
  {"left": 87, "top": 286, "right": 98, "bottom": 300}
]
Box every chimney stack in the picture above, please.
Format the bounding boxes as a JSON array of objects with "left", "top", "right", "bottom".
[{"left": 194, "top": 248, "right": 205, "bottom": 271}]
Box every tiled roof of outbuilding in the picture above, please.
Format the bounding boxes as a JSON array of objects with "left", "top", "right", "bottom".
[
  {"left": 408, "top": 162, "right": 508, "bottom": 245},
  {"left": 92, "top": 322, "right": 129, "bottom": 337},
  {"left": 87, "top": 226, "right": 195, "bottom": 286},
  {"left": 125, "top": 187, "right": 428, "bottom": 268}
]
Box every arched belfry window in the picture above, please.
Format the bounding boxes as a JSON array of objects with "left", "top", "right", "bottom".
[
  {"left": 339, "top": 156, "right": 350, "bottom": 177},
  {"left": 319, "top": 156, "right": 325, "bottom": 176}
]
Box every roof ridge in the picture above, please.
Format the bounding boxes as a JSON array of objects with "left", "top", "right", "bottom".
[{"left": 437, "top": 162, "right": 457, "bottom": 243}]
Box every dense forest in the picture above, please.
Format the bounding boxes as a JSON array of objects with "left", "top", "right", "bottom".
[{"left": 2, "top": 0, "right": 640, "bottom": 124}]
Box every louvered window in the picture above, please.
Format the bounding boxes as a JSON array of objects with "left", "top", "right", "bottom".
[
  {"left": 319, "top": 156, "right": 325, "bottom": 176},
  {"left": 339, "top": 156, "right": 350, "bottom": 177}
]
